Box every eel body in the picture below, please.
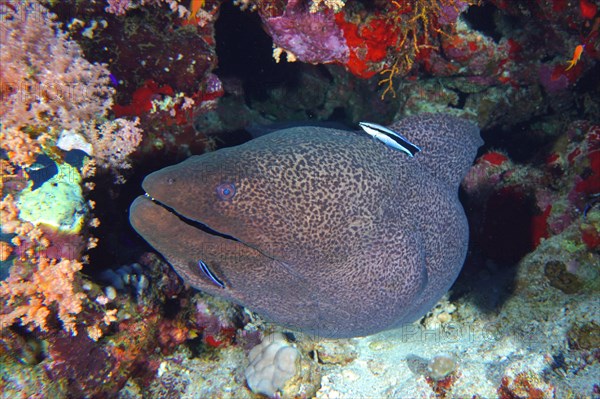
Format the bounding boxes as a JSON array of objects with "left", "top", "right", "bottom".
[{"left": 130, "top": 113, "right": 482, "bottom": 338}]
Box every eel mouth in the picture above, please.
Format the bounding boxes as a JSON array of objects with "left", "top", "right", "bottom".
[
  {"left": 129, "top": 194, "right": 245, "bottom": 292},
  {"left": 131, "top": 193, "right": 281, "bottom": 269},
  {"left": 141, "top": 192, "right": 240, "bottom": 242}
]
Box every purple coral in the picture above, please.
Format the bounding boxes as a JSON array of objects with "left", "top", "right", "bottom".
[
  {"left": 261, "top": 0, "right": 349, "bottom": 64},
  {"left": 105, "top": 0, "right": 132, "bottom": 15},
  {"left": 438, "top": 1, "right": 470, "bottom": 25},
  {"left": 539, "top": 64, "right": 571, "bottom": 93}
]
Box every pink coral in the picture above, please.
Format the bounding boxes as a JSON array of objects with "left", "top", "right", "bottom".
[
  {"left": 105, "top": 0, "right": 136, "bottom": 15},
  {"left": 438, "top": 1, "right": 470, "bottom": 25},
  {"left": 0, "top": 1, "right": 114, "bottom": 136},
  {"left": 261, "top": 0, "right": 349, "bottom": 64},
  {"left": 0, "top": 0, "right": 143, "bottom": 170},
  {"left": 88, "top": 117, "right": 143, "bottom": 169}
]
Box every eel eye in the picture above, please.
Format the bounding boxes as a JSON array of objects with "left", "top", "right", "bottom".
[{"left": 216, "top": 183, "right": 236, "bottom": 200}]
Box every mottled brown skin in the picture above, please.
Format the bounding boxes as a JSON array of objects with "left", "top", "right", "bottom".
[{"left": 130, "top": 113, "right": 482, "bottom": 338}]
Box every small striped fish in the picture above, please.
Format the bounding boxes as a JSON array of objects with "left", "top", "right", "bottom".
[
  {"left": 359, "top": 122, "right": 422, "bottom": 157},
  {"left": 198, "top": 260, "right": 226, "bottom": 288}
]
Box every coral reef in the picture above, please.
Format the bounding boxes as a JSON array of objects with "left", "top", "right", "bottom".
[
  {"left": 463, "top": 120, "right": 600, "bottom": 263},
  {"left": 0, "top": 1, "right": 144, "bottom": 396},
  {"left": 42, "top": 0, "right": 224, "bottom": 159},
  {"left": 0, "top": 0, "right": 141, "bottom": 340},
  {"left": 0, "top": 0, "right": 598, "bottom": 397},
  {"left": 0, "top": 2, "right": 113, "bottom": 166},
  {"left": 257, "top": 0, "right": 480, "bottom": 82}
]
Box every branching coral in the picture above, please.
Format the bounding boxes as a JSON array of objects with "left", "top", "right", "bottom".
[
  {"left": 0, "top": 0, "right": 143, "bottom": 338},
  {"left": 378, "top": 58, "right": 402, "bottom": 99},
  {"left": 0, "top": 1, "right": 113, "bottom": 165},
  {"left": 0, "top": 0, "right": 142, "bottom": 170},
  {"left": 86, "top": 117, "right": 143, "bottom": 170},
  {"left": 376, "top": 0, "right": 480, "bottom": 97},
  {"left": 0, "top": 258, "right": 86, "bottom": 335}
]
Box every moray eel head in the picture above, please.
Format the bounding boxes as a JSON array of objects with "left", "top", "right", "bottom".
[{"left": 130, "top": 114, "right": 482, "bottom": 338}]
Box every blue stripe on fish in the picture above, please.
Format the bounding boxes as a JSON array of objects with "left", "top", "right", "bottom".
[
  {"left": 358, "top": 122, "right": 422, "bottom": 157},
  {"left": 198, "top": 260, "right": 226, "bottom": 288}
]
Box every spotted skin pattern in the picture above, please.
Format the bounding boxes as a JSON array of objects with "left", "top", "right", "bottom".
[{"left": 130, "top": 113, "right": 482, "bottom": 338}]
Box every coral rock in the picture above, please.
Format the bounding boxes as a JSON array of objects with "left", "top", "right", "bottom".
[
  {"left": 245, "top": 332, "right": 321, "bottom": 398},
  {"left": 245, "top": 333, "right": 299, "bottom": 397},
  {"left": 260, "top": 0, "right": 349, "bottom": 65}
]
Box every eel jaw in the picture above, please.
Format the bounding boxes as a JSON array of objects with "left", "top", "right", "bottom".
[{"left": 129, "top": 195, "right": 246, "bottom": 296}]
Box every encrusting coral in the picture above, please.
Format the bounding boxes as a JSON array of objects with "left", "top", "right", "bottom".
[{"left": 257, "top": 0, "right": 480, "bottom": 93}]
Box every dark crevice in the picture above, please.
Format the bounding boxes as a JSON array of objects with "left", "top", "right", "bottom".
[
  {"left": 82, "top": 156, "right": 182, "bottom": 279},
  {"left": 480, "top": 121, "right": 545, "bottom": 163},
  {"left": 573, "top": 62, "right": 600, "bottom": 94},
  {"left": 329, "top": 107, "right": 349, "bottom": 122},
  {"left": 163, "top": 297, "right": 182, "bottom": 318},
  {"left": 463, "top": 3, "right": 503, "bottom": 42},
  {"left": 214, "top": 1, "right": 302, "bottom": 102},
  {"left": 449, "top": 90, "right": 468, "bottom": 109}
]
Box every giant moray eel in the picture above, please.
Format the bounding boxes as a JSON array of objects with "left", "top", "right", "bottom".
[{"left": 130, "top": 113, "right": 482, "bottom": 338}]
